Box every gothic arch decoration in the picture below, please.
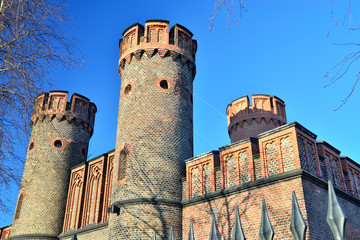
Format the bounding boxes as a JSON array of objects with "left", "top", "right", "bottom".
[
  {"left": 82, "top": 159, "right": 104, "bottom": 227},
  {"left": 102, "top": 153, "right": 114, "bottom": 222},
  {"left": 265, "top": 141, "right": 279, "bottom": 176},
  {"left": 117, "top": 143, "right": 132, "bottom": 183},
  {"left": 63, "top": 167, "right": 85, "bottom": 233},
  {"left": 191, "top": 167, "right": 200, "bottom": 197},
  {"left": 226, "top": 155, "right": 236, "bottom": 187},
  {"left": 238, "top": 150, "right": 250, "bottom": 184}
]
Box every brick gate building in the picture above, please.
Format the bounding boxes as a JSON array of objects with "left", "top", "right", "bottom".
[{"left": 1, "top": 20, "right": 360, "bottom": 240}]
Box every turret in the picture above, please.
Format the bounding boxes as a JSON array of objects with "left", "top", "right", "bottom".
[
  {"left": 10, "top": 91, "right": 96, "bottom": 240},
  {"left": 226, "top": 95, "right": 286, "bottom": 143},
  {"left": 109, "top": 20, "right": 196, "bottom": 239}
]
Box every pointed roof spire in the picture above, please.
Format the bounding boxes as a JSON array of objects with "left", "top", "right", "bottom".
[
  {"left": 259, "top": 199, "right": 274, "bottom": 240},
  {"left": 327, "top": 180, "right": 347, "bottom": 240},
  {"left": 209, "top": 213, "right": 219, "bottom": 240},
  {"left": 188, "top": 220, "right": 195, "bottom": 240},
  {"left": 152, "top": 231, "right": 157, "bottom": 240},
  {"left": 169, "top": 226, "right": 175, "bottom": 240},
  {"left": 290, "top": 191, "right": 307, "bottom": 240},
  {"left": 71, "top": 234, "right": 78, "bottom": 240},
  {"left": 232, "top": 207, "right": 246, "bottom": 240}
]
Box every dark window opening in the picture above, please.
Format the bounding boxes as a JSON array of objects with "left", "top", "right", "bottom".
[
  {"left": 159, "top": 80, "right": 169, "bottom": 89},
  {"left": 29, "top": 142, "right": 35, "bottom": 151},
  {"left": 118, "top": 149, "right": 128, "bottom": 181},
  {"left": 81, "top": 148, "right": 87, "bottom": 159},
  {"left": 15, "top": 194, "right": 24, "bottom": 219},
  {"left": 124, "top": 84, "right": 132, "bottom": 95},
  {"left": 190, "top": 93, "right": 193, "bottom": 104},
  {"left": 54, "top": 140, "right": 63, "bottom": 148}
]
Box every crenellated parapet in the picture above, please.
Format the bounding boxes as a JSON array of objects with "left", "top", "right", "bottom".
[
  {"left": 184, "top": 121, "right": 360, "bottom": 201},
  {"left": 30, "top": 91, "right": 97, "bottom": 136},
  {"left": 118, "top": 20, "right": 197, "bottom": 77},
  {"left": 226, "top": 95, "right": 287, "bottom": 143}
]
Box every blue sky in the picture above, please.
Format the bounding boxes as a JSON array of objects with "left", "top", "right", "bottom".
[{"left": 1, "top": 0, "right": 360, "bottom": 227}]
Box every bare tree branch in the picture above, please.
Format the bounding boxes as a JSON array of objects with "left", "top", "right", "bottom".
[
  {"left": 210, "top": 0, "right": 247, "bottom": 31},
  {"left": 0, "top": 0, "right": 81, "bottom": 212}
]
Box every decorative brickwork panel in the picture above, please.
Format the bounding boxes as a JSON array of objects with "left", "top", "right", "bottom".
[
  {"left": 203, "top": 164, "right": 211, "bottom": 194},
  {"left": 124, "top": 29, "right": 136, "bottom": 51},
  {"left": 215, "top": 168, "right": 221, "bottom": 191},
  {"left": 238, "top": 151, "right": 249, "bottom": 183},
  {"left": 354, "top": 173, "right": 360, "bottom": 197},
  {"left": 102, "top": 154, "right": 114, "bottom": 222},
  {"left": 63, "top": 168, "right": 85, "bottom": 232},
  {"left": 82, "top": 162, "right": 103, "bottom": 227},
  {"left": 344, "top": 171, "right": 352, "bottom": 195},
  {"left": 348, "top": 169, "right": 355, "bottom": 195},
  {"left": 319, "top": 158, "right": 327, "bottom": 180},
  {"left": 254, "top": 157, "right": 262, "bottom": 180},
  {"left": 178, "top": 31, "right": 191, "bottom": 52},
  {"left": 148, "top": 25, "right": 166, "bottom": 43},
  {"left": 191, "top": 167, "right": 200, "bottom": 197},
  {"left": 325, "top": 155, "right": 334, "bottom": 184},
  {"left": 49, "top": 94, "right": 66, "bottom": 111},
  {"left": 280, "top": 136, "right": 295, "bottom": 172},
  {"left": 265, "top": 142, "right": 279, "bottom": 176},
  {"left": 69, "top": 184, "right": 82, "bottom": 229},
  {"left": 332, "top": 158, "right": 341, "bottom": 187},
  {"left": 33, "top": 95, "right": 44, "bottom": 114},
  {"left": 226, "top": 156, "right": 237, "bottom": 187},
  {"left": 276, "top": 101, "right": 286, "bottom": 118},
  {"left": 73, "top": 97, "right": 88, "bottom": 117},
  {"left": 306, "top": 143, "right": 317, "bottom": 175},
  {"left": 298, "top": 137, "right": 308, "bottom": 171}
]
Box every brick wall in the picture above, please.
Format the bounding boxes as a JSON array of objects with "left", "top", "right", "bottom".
[
  {"left": 183, "top": 177, "right": 306, "bottom": 239},
  {"left": 302, "top": 177, "right": 360, "bottom": 240}
]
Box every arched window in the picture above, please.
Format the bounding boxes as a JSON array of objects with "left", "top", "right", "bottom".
[{"left": 118, "top": 149, "right": 129, "bottom": 181}]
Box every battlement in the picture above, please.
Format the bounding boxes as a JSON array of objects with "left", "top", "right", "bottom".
[
  {"left": 30, "top": 91, "right": 97, "bottom": 136},
  {"left": 226, "top": 94, "right": 287, "bottom": 142},
  {"left": 118, "top": 20, "right": 197, "bottom": 77}
]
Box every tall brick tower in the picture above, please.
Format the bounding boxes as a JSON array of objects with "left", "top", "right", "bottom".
[
  {"left": 10, "top": 91, "right": 96, "bottom": 240},
  {"left": 109, "top": 20, "right": 197, "bottom": 239}
]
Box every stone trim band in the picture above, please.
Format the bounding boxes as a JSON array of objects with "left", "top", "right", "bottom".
[
  {"left": 109, "top": 197, "right": 182, "bottom": 211},
  {"left": 9, "top": 233, "right": 59, "bottom": 239}
]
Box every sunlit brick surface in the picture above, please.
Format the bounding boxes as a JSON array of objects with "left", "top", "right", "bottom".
[
  {"left": 10, "top": 92, "right": 96, "bottom": 240},
  {"left": 109, "top": 20, "right": 196, "bottom": 239}
]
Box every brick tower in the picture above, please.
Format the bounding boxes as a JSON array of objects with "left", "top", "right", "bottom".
[
  {"left": 226, "top": 95, "right": 287, "bottom": 142},
  {"left": 10, "top": 91, "right": 96, "bottom": 240},
  {"left": 109, "top": 20, "right": 197, "bottom": 239}
]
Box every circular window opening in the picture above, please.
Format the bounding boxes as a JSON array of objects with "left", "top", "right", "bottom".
[
  {"left": 29, "top": 142, "right": 35, "bottom": 151},
  {"left": 159, "top": 80, "right": 169, "bottom": 90},
  {"left": 54, "top": 140, "right": 63, "bottom": 149},
  {"left": 124, "top": 84, "right": 132, "bottom": 95}
]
